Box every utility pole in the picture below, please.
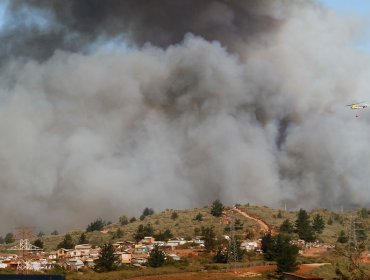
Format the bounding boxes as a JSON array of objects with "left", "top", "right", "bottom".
[
  {"left": 228, "top": 214, "right": 238, "bottom": 274},
  {"left": 8, "top": 227, "right": 42, "bottom": 272}
]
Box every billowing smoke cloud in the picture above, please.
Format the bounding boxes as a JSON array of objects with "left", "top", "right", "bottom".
[{"left": 0, "top": 0, "right": 369, "bottom": 234}]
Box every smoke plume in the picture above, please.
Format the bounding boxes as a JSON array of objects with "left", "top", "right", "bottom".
[{"left": 0, "top": 0, "right": 369, "bottom": 234}]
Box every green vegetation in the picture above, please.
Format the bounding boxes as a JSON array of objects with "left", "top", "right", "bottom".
[
  {"left": 295, "top": 209, "right": 315, "bottom": 242},
  {"left": 94, "top": 243, "right": 119, "bottom": 272},
  {"left": 78, "top": 232, "right": 88, "bottom": 244},
  {"left": 210, "top": 199, "right": 224, "bottom": 217},
  {"left": 134, "top": 223, "right": 155, "bottom": 242},
  {"left": 140, "top": 207, "right": 154, "bottom": 220},
  {"left": 118, "top": 215, "right": 129, "bottom": 225},
  {"left": 57, "top": 233, "right": 74, "bottom": 249},
  {"left": 312, "top": 214, "right": 325, "bottom": 234},
  {"left": 261, "top": 233, "right": 299, "bottom": 273},
  {"left": 4, "top": 233, "right": 15, "bottom": 244},
  {"left": 86, "top": 218, "right": 107, "bottom": 232},
  {"left": 33, "top": 238, "right": 44, "bottom": 249},
  {"left": 148, "top": 245, "right": 166, "bottom": 267}
]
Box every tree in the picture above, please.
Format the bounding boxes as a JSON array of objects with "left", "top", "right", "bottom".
[
  {"left": 4, "top": 233, "right": 15, "bottom": 244},
  {"left": 279, "top": 219, "right": 294, "bottom": 234},
  {"left": 312, "top": 214, "right": 325, "bottom": 234},
  {"left": 148, "top": 245, "right": 166, "bottom": 267},
  {"left": 113, "top": 228, "right": 124, "bottom": 239},
  {"left": 295, "top": 209, "right": 315, "bottom": 242},
  {"left": 337, "top": 230, "right": 348, "bottom": 244},
  {"left": 261, "top": 233, "right": 299, "bottom": 273},
  {"left": 37, "top": 231, "right": 45, "bottom": 237},
  {"left": 57, "top": 234, "right": 74, "bottom": 249},
  {"left": 214, "top": 247, "right": 228, "bottom": 263},
  {"left": 134, "top": 224, "right": 155, "bottom": 242},
  {"left": 51, "top": 230, "right": 59, "bottom": 235},
  {"left": 201, "top": 226, "right": 216, "bottom": 251},
  {"left": 119, "top": 215, "right": 129, "bottom": 225},
  {"left": 140, "top": 208, "right": 154, "bottom": 220},
  {"left": 274, "top": 234, "right": 299, "bottom": 273},
  {"left": 211, "top": 199, "right": 224, "bottom": 217},
  {"left": 261, "top": 233, "right": 275, "bottom": 261},
  {"left": 194, "top": 213, "right": 203, "bottom": 221},
  {"left": 78, "top": 233, "right": 88, "bottom": 244},
  {"left": 154, "top": 229, "right": 173, "bottom": 241},
  {"left": 0, "top": 236, "right": 4, "bottom": 244},
  {"left": 130, "top": 217, "right": 137, "bottom": 223},
  {"left": 33, "top": 239, "right": 44, "bottom": 249},
  {"left": 94, "top": 243, "right": 119, "bottom": 272},
  {"left": 171, "top": 212, "right": 178, "bottom": 220},
  {"left": 86, "top": 218, "right": 106, "bottom": 232}
]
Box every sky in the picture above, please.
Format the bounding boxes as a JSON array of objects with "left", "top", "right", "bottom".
[{"left": 321, "top": 0, "right": 370, "bottom": 52}]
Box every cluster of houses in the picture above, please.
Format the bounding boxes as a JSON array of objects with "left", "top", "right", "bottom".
[{"left": 0, "top": 236, "right": 262, "bottom": 272}]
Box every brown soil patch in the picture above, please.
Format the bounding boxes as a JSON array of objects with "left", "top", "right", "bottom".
[{"left": 232, "top": 208, "right": 270, "bottom": 233}]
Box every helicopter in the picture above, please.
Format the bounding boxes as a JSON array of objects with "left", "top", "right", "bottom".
[
  {"left": 346, "top": 101, "right": 368, "bottom": 118},
  {"left": 346, "top": 101, "right": 368, "bottom": 109}
]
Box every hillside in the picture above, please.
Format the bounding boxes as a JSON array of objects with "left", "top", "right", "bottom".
[{"left": 2, "top": 204, "right": 369, "bottom": 252}]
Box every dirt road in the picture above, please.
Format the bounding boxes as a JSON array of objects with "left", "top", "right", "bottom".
[{"left": 232, "top": 207, "right": 270, "bottom": 232}]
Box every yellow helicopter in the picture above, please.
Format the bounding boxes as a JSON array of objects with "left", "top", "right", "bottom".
[
  {"left": 346, "top": 101, "right": 368, "bottom": 109},
  {"left": 346, "top": 101, "right": 368, "bottom": 118}
]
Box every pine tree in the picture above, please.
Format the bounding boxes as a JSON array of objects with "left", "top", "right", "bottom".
[
  {"left": 57, "top": 234, "right": 74, "bottom": 249},
  {"left": 4, "top": 233, "right": 15, "bottom": 244},
  {"left": 214, "top": 247, "right": 228, "bottom": 263},
  {"left": 312, "top": 214, "right": 325, "bottom": 234},
  {"left": 119, "top": 215, "right": 129, "bottom": 225},
  {"left": 337, "top": 230, "right": 348, "bottom": 243},
  {"left": 148, "top": 245, "right": 166, "bottom": 267},
  {"left": 261, "top": 233, "right": 276, "bottom": 261},
  {"left": 211, "top": 200, "right": 224, "bottom": 217},
  {"left": 78, "top": 233, "right": 88, "bottom": 244},
  {"left": 86, "top": 218, "right": 106, "bottom": 232},
  {"left": 295, "top": 209, "right": 315, "bottom": 242},
  {"left": 33, "top": 239, "right": 44, "bottom": 249},
  {"left": 279, "top": 219, "right": 294, "bottom": 234},
  {"left": 275, "top": 234, "right": 299, "bottom": 273},
  {"left": 140, "top": 208, "right": 154, "bottom": 220},
  {"left": 201, "top": 226, "right": 216, "bottom": 251},
  {"left": 134, "top": 224, "right": 155, "bottom": 242},
  {"left": 94, "top": 243, "right": 119, "bottom": 272}
]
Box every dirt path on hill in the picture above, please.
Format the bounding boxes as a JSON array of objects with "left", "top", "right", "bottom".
[{"left": 232, "top": 207, "right": 270, "bottom": 233}]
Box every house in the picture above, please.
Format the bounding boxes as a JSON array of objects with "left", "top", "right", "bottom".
[
  {"left": 65, "top": 258, "right": 84, "bottom": 271},
  {"left": 166, "top": 239, "right": 187, "bottom": 248},
  {"left": 48, "top": 251, "right": 58, "bottom": 260},
  {"left": 57, "top": 248, "right": 70, "bottom": 259},
  {"left": 141, "top": 237, "right": 155, "bottom": 244},
  {"left": 167, "top": 253, "right": 180, "bottom": 261},
  {"left": 89, "top": 248, "right": 101, "bottom": 259},
  {"left": 240, "top": 241, "right": 259, "bottom": 251},
  {"left": 119, "top": 252, "right": 132, "bottom": 264},
  {"left": 132, "top": 254, "right": 148, "bottom": 265},
  {"left": 74, "top": 244, "right": 92, "bottom": 257}
]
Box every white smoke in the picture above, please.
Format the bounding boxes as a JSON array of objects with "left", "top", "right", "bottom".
[{"left": 0, "top": 1, "right": 369, "bottom": 234}]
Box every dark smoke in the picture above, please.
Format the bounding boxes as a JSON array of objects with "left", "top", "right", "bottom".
[
  {"left": 2, "top": 0, "right": 293, "bottom": 63},
  {"left": 0, "top": 0, "right": 369, "bottom": 234}
]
